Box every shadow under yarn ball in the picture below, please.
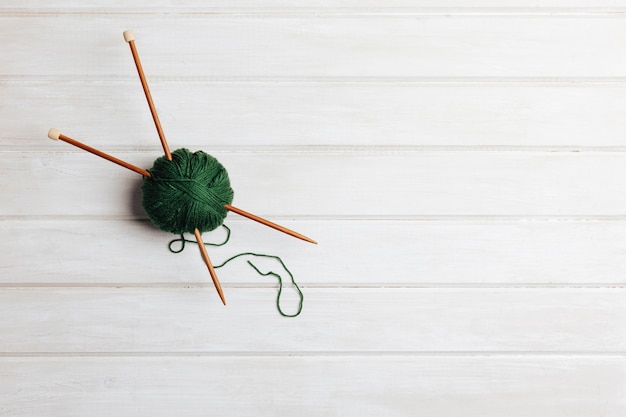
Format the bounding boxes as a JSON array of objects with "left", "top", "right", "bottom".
[{"left": 141, "top": 148, "right": 235, "bottom": 234}]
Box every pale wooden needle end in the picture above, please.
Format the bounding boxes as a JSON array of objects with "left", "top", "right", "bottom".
[
  {"left": 123, "top": 30, "right": 135, "bottom": 43},
  {"left": 47, "top": 128, "right": 61, "bottom": 140}
]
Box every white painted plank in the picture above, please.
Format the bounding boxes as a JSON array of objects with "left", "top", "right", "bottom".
[
  {"left": 4, "top": 151, "right": 626, "bottom": 217},
  {"left": 0, "top": 356, "right": 624, "bottom": 417},
  {"left": 3, "top": 15, "right": 626, "bottom": 78},
  {"left": 5, "top": 3, "right": 625, "bottom": 417},
  {"left": 0, "top": 288, "right": 624, "bottom": 352},
  {"left": 7, "top": 81, "right": 626, "bottom": 148},
  {"left": 3, "top": 219, "right": 626, "bottom": 285},
  {"left": 0, "top": 219, "right": 319, "bottom": 285}
]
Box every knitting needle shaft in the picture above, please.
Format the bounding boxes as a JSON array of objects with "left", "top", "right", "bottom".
[
  {"left": 47, "top": 128, "right": 228, "bottom": 304},
  {"left": 195, "top": 229, "right": 227, "bottom": 305},
  {"left": 123, "top": 30, "right": 226, "bottom": 305},
  {"left": 48, "top": 129, "right": 317, "bottom": 247},
  {"left": 123, "top": 31, "right": 315, "bottom": 247},
  {"left": 123, "top": 30, "right": 172, "bottom": 161},
  {"left": 224, "top": 204, "right": 317, "bottom": 245},
  {"left": 48, "top": 129, "right": 151, "bottom": 178}
]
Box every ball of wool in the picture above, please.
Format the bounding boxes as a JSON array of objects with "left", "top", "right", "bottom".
[{"left": 142, "top": 148, "right": 234, "bottom": 234}]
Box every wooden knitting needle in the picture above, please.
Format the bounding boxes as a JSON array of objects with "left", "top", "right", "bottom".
[
  {"left": 224, "top": 204, "right": 317, "bottom": 245},
  {"left": 194, "top": 227, "right": 227, "bottom": 304},
  {"left": 48, "top": 128, "right": 228, "bottom": 305},
  {"left": 48, "top": 130, "right": 314, "bottom": 280},
  {"left": 123, "top": 30, "right": 226, "bottom": 305},
  {"left": 194, "top": 229, "right": 226, "bottom": 305},
  {"left": 123, "top": 30, "right": 172, "bottom": 160},
  {"left": 124, "top": 29, "right": 316, "bottom": 247},
  {"left": 48, "top": 129, "right": 151, "bottom": 177},
  {"left": 123, "top": 30, "right": 316, "bottom": 246}
]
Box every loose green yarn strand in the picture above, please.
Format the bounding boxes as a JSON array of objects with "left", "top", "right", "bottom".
[
  {"left": 167, "top": 229, "right": 304, "bottom": 317},
  {"left": 214, "top": 252, "right": 304, "bottom": 318},
  {"left": 169, "top": 225, "right": 231, "bottom": 253}
]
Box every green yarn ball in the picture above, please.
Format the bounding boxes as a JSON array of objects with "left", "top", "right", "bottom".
[{"left": 142, "top": 148, "right": 234, "bottom": 234}]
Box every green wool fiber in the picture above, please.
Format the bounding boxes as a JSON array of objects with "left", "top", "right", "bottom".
[{"left": 142, "top": 148, "right": 234, "bottom": 234}]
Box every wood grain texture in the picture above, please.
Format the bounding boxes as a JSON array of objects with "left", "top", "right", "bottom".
[
  {"left": 5, "top": 1, "right": 626, "bottom": 10},
  {"left": 2, "top": 218, "right": 626, "bottom": 285},
  {"left": 2, "top": 2, "right": 625, "bottom": 416},
  {"left": 3, "top": 15, "right": 626, "bottom": 78},
  {"left": 0, "top": 287, "right": 624, "bottom": 353},
  {"left": 4, "top": 151, "right": 626, "bottom": 217},
  {"left": 7, "top": 81, "right": 626, "bottom": 148},
  {"left": 1, "top": 356, "right": 624, "bottom": 417}
]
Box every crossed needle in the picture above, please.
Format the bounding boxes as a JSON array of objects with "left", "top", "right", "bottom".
[{"left": 48, "top": 30, "right": 316, "bottom": 306}]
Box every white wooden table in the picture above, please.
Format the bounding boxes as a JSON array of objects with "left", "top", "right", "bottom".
[{"left": 2, "top": 1, "right": 626, "bottom": 415}]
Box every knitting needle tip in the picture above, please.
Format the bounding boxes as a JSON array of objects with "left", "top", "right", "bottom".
[
  {"left": 194, "top": 228, "right": 227, "bottom": 306},
  {"left": 224, "top": 204, "right": 317, "bottom": 245}
]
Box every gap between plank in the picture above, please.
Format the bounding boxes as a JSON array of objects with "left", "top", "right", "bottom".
[
  {"left": 6, "top": 214, "right": 626, "bottom": 222},
  {"left": 0, "top": 283, "right": 624, "bottom": 289},
  {"left": 0, "top": 351, "right": 624, "bottom": 358},
  {"left": 2, "top": 8, "right": 626, "bottom": 16},
  {"left": 8, "top": 75, "right": 626, "bottom": 84},
  {"left": 12, "top": 145, "right": 626, "bottom": 153}
]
